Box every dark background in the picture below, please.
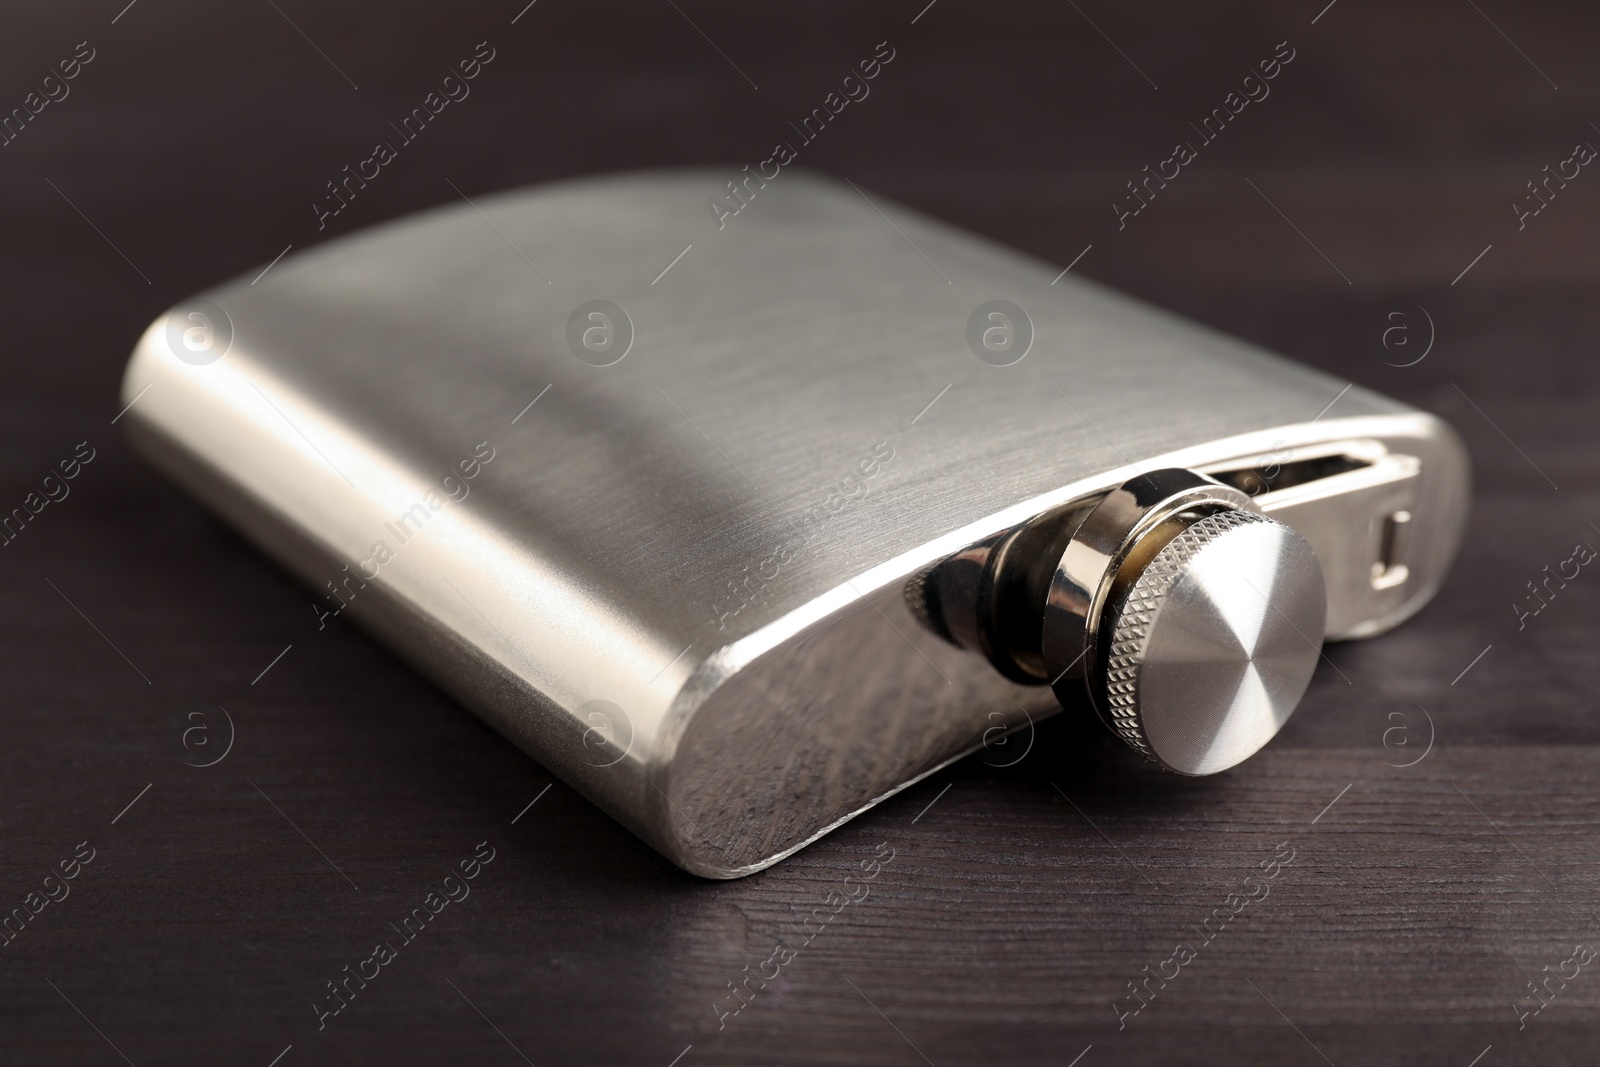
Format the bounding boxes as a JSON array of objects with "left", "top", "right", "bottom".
[{"left": 3, "top": 1, "right": 1598, "bottom": 1064}]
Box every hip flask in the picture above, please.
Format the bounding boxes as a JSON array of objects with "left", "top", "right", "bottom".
[{"left": 121, "top": 170, "right": 1468, "bottom": 877}]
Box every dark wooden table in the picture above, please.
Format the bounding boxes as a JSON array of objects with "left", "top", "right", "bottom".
[{"left": 3, "top": 1, "right": 1597, "bottom": 1063}]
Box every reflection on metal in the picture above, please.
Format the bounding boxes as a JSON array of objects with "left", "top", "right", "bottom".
[{"left": 979, "top": 708, "right": 1035, "bottom": 768}]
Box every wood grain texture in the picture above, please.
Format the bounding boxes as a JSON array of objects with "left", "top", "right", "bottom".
[{"left": 2, "top": 1, "right": 1597, "bottom": 1063}]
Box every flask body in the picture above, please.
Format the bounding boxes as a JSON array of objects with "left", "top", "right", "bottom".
[{"left": 121, "top": 171, "right": 1467, "bottom": 876}]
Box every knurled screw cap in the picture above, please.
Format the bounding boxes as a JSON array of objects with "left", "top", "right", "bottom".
[{"left": 1099, "top": 509, "right": 1326, "bottom": 775}]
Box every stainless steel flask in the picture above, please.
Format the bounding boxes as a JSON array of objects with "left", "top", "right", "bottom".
[{"left": 120, "top": 170, "right": 1468, "bottom": 877}]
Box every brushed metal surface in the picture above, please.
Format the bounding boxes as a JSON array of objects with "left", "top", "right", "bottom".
[{"left": 118, "top": 169, "right": 1469, "bottom": 877}]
